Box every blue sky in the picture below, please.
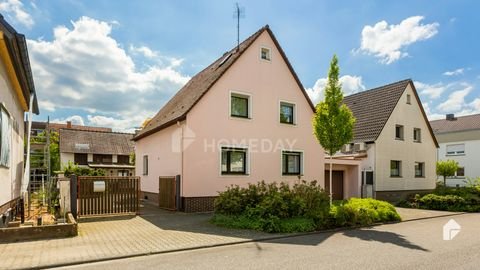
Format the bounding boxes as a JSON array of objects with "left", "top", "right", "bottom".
[{"left": 1, "top": 0, "right": 479, "bottom": 131}]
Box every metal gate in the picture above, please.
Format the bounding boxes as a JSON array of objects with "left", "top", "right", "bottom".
[
  {"left": 77, "top": 176, "right": 140, "bottom": 216},
  {"left": 159, "top": 176, "right": 180, "bottom": 210}
]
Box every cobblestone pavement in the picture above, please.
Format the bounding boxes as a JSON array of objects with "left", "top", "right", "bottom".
[{"left": 0, "top": 202, "right": 278, "bottom": 270}]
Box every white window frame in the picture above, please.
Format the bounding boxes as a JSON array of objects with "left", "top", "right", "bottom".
[
  {"left": 413, "top": 128, "right": 421, "bottom": 143},
  {"left": 414, "top": 162, "right": 425, "bottom": 178},
  {"left": 446, "top": 144, "right": 465, "bottom": 156},
  {"left": 260, "top": 46, "right": 271, "bottom": 62},
  {"left": 0, "top": 104, "right": 11, "bottom": 168},
  {"left": 395, "top": 125, "right": 404, "bottom": 140},
  {"left": 279, "top": 100, "right": 297, "bottom": 126},
  {"left": 142, "top": 155, "right": 148, "bottom": 175},
  {"left": 219, "top": 145, "right": 250, "bottom": 177},
  {"left": 281, "top": 149, "right": 304, "bottom": 176},
  {"left": 229, "top": 91, "right": 252, "bottom": 120}
]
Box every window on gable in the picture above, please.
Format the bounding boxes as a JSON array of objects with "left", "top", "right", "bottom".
[
  {"left": 282, "top": 151, "right": 302, "bottom": 175},
  {"left": 395, "top": 125, "right": 404, "bottom": 140},
  {"left": 415, "top": 162, "right": 425, "bottom": 177},
  {"left": 0, "top": 106, "right": 11, "bottom": 168},
  {"left": 446, "top": 144, "right": 465, "bottom": 156},
  {"left": 413, "top": 128, "right": 421, "bottom": 142},
  {"left": 221, "top": 147, "right": 247, "bottom": 175},
  {"left": 407, "top": 94, "right": 411, "bottom": 104},
  {"left": 390, "top": 160, "right": 402, "bottom": 177},
  {"left": 280, "top": 102, "right": 295, "bottom": 124},
  {"left": 231, "top": 93, "right": 250, "bottom": 118},
  {"left": 260, "top": 47, "right": 271, "bottom": 61}
]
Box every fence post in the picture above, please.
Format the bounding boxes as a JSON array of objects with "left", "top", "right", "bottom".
[
  {"left": 70, "top": 174, "right": 78, "bottom": 219},
  {"left": 175, "top": 175, "right": 181, "bottom": 211}
]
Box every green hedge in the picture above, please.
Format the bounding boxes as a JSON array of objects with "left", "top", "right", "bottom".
[
  {"left": 398, "top": 185, "right": 480, "bottom": 212},
  {"left": 329, "top": 198, "right": 401, "bottom": 227},
  {"left": 212, "top": 181, "right": 401, "bottom": 233}
]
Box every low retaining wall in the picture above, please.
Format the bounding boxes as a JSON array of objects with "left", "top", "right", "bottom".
[
  {"left": 376, "top": 189, "right": 433, "bottom": 203},
  {"left": 0, "top": 213, "right": 78, "bottom": 243}
]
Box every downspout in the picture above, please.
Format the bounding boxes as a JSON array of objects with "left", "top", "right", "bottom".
[{"left": 21, "top": 93, "right": 34, "bottom": 195}]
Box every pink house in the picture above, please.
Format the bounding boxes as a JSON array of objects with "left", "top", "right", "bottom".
[{"left": 133, "top": 25, "right": 326, "bottom": 212}]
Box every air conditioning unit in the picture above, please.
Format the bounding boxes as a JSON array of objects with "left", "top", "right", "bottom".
[{"left": 354, "top": 142, "right": 366, "bottom": 152}]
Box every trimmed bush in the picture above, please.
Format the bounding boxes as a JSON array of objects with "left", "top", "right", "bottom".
[
  {"left": 329, "top": 198, "right": 401, "bottom": 227},
  {"left": 212, "top": 182, "right": 401, "bottom": 233},
  {"left": 213, "top": 181, "right": 330, "bottom": 233}
]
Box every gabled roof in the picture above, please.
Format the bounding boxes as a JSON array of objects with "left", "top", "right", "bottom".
[
  {"left": 0, "top": 15, "right": 38, "bottom": 114},
  {"left": 430, "top": 113, "right": 480, "bottom": 134},
  {"left": 133, "top": 25, "right": 314, "bottom": 141},
  {"left": 344, "top": 79, "right": 438, "bottom": 147},
  {"left": 59, "top": 129, "right": 134, "bottom": 155},
  {"left": 31, "top": 121, "right": 112, "bottom": 133}
]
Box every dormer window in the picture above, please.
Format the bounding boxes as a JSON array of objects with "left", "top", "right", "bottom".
[{"left": 260, "top": 47, "right": 271, "bottom": 61}]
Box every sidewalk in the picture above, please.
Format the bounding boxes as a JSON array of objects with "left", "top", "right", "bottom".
[
  {"left": 0, "top": 203, "right": 464, "bottom": 269},
  {"left": 0, "top": 203, "right": 281, "bottom": 270}
]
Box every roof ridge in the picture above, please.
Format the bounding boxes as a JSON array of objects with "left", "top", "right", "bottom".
[
  {"left": 430, "top": 113, "right": 480, "bottom": 122},
  {"left": 59, "top": 128, "right": 134, "bottom": 135},
  {"left": 345, "top": 78, "right": 411, "bottom": 98}
]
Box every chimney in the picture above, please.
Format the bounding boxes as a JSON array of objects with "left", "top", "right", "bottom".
[
  {"left": 446, "top": 114, "right": 456, "bottom": 121},
  {"left": 66, "top": 121, "right": 72, "bottom": 128}
]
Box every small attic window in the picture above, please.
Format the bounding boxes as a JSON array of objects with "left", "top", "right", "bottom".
[
  {"left": 260, "top": 47, "right": 271, "bottom": 61},
  {"left": 407, "top": 94, "right": 411, "bottom": 104}
]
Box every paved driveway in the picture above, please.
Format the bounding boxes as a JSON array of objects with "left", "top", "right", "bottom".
[{"left": 0, "top": 202, "right": 279, "bottom": 270}]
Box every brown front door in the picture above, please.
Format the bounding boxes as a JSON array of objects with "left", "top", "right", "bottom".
[{"left": 324, "top": 170, "right": 344, "bottom": 200}]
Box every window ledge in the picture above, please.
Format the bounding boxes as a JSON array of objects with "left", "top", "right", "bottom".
[
  {"left": 230, "top": 115, "right": 252, "bottom": 121},
  {"left": 446, "top": 154, "right": 465, "bottom": 156},
  {"left": 414, "top": 141, "right": 422, "bottom": 143},
  {"left": 390, "top": 176, "right": 403, "bottom": 178},
  {"left": 280, "top": 122, "right": 297, "bottom": 126},
  {"left": 395, "top": 138, "right": 404, "bottom": 141},
  {"left": 415, "top": 176, "right": 425, "bottom": 178}
]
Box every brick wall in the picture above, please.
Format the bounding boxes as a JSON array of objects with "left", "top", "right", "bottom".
[
  {"left": 182, "top": 197, "right": 217, "bottom": 213},
  {"left": 376, "top": 190, "right": 433, "bottom": 202}
]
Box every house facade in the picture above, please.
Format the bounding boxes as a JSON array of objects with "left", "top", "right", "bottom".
[
  {"left": 0, "top": 16, "right": 39, "bottom": 226},
  {"left": 430, "top": 113, "right": 480, "bottom": 187},
  {"left": 334, "top": 80, "right": 439, "bottom": 202},
  {"left": 134, "top": 26, "right": 325, "bottom": 212},
  {"left": 59, "top": 129, "right": 135, "bottom": 176}
]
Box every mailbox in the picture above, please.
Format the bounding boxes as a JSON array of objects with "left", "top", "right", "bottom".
[{"left": 93, "top": 181, "right": 106, "bottom": 192}]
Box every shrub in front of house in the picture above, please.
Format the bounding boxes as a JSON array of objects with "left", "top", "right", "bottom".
[
  {"left": 212, "top": 181, "right": 330, "bottom": 233},
  {"left": 328, "top": 198, "right": 401, "bottom": 227},
  {"left": 398, "top": 182, "right": 480, "bottom": 212},
  {"left": 212, "top": 182, "right": 401, "bottom": 233}
]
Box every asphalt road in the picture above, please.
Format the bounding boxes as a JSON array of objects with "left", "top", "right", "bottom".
[{"left": 54, "top": 213, "right": 480, "bottom": 270}]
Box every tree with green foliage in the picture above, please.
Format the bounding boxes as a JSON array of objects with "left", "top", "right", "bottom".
[
  {"left": 62, "top": 161, "right": 106, "bottom": 177},
  {"left": 29, "top": 130, "right": 60, "bottom": 174},
  {"left": 312, "top": 55, "right": 356, "bottom": 205},
  {"left": 436, "top": 160, "right": 459, "bottom": 186}
]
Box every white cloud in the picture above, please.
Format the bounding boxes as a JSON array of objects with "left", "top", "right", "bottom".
[
  {"left": 423, "top": 102, "right": 444, "bottom": 120},
  {"left": 357, "top": 16, "right": 439, "bottom": 64},
  {"left": 307, "top": 75, "right": 365, "bottom": 104},
  {"left": 436, "top": 84, "right": 473, "bottom": 112},
  {"left": 129, "top": 45, "right": 158, "bottom": 58},
  {"left": 38, "top": 99, "right": 56, "bottom": 112},
  {"left": 0, "top": 0, "right": 34, "bottom": 28},
  {"left": 52, "top": 115, "right": 85, "bottom": 126},
  {"left": 414, "top": 81, "right": 447, "bottom": 99},
  {"left": 87, "top": 115, "right": 140, "bottom": 133},
  {"left": 443, "top": 68, "right": 464, "bottom": 76},
  {"left": 28, "top": 16, "right": 191, "bottom": 132}
]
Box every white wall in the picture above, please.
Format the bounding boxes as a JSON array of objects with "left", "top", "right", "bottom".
[
  {"left": 374, "top": 84, "right": 437, "bottom": 191},
  {"left": 0, "top": 51, "right": 25, "bottom": 209},
  {"left": 437, "top": 137, "right": 480, "bottom": 187}
]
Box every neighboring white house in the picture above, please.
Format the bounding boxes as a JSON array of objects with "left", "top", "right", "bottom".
[
  {"left": 430, "top": 113, "right": 480, "bottom": 187},
  {"left": 335, "top": 79, "right": 439, "bottom": 202},
  {"left": 0, "top": 15, "right": 39, "bottom": 227}
]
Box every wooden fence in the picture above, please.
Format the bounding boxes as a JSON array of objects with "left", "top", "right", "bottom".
[{"left": 77, "top": 176, "right": 140, "bottom": 217}]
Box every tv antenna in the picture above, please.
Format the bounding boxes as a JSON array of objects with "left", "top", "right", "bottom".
[{"left": 233, "top": 3, "right": 245, "bottom": 51}]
